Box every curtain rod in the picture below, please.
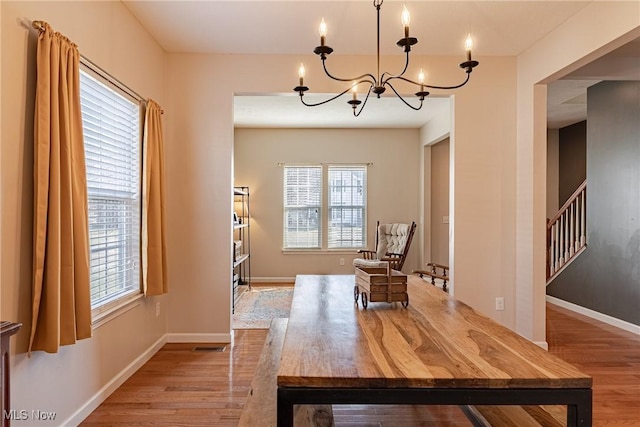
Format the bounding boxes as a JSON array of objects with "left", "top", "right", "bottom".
[
  {"left": 31, "top": 20, "right": 46, "bottom": 32},
  {"left": 31, "top": 20, "right": 163, "bottom": 114}
]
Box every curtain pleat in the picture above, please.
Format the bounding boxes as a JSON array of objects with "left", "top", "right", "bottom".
[
  {"left": 141, "top": 100, "right": 168, "bottom": 296},
  {"left": 30, "top": 22, "right": 92, "bottom": 354}
]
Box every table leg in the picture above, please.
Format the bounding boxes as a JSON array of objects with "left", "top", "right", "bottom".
[
  {"left": 567, "top": 388, "right": 592, "bottom": 426},
  {"left": 276, "top": 388, "right": 294, "bottom": 427}
]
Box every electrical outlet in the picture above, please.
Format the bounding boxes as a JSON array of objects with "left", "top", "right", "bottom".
[
  {"left": 156, "top": 302, "right": 161, "bottom": 317},
  {"left": 339, "top": 258, "right": 345, "bottom": 266},
  {"left": 495, "top": 297, "right": 504, "bottom": 311}
]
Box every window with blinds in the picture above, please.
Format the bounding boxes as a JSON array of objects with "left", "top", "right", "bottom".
[
  {"left": 283, "top": 164, "right": 368, "bottom": 250},
  {"left": 283, "top": 166, "right": 322, "bottom": 249},
  {"left": 328, "top": 166, "right": 366, "bottom": 248},
  {"left": 79, "top": 68, "right": 142, "bottom": 313}
]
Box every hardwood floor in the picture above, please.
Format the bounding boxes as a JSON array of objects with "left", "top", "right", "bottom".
[
  {"left": 546, "top": 303, "right": 640, "bottom": 426},
  {"left": 81, "top": 334, "right": 267, "bottom": 426},
  {"left": 81, "top": 303, "right": 640, "bottom": 426}
]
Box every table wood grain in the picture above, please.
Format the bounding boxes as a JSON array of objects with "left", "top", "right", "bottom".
[{"left": 277, "top": 275, "right": 591, "bottom": 390}]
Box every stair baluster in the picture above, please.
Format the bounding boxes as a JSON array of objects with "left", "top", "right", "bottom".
[{"left": 547, "top": 180, "right": 587, "bottom": 284}]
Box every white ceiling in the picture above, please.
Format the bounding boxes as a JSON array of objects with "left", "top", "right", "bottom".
[
  {"left": 123, "top": 1, "right": 590, "bottom": 56},
  {"left": 122, "top": 1, "right": 638, "bottom": 129},
  {"left": 234, "top": 94, "right": 450, "bottom": 128}
]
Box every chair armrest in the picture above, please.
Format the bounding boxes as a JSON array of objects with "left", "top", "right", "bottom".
[{"left": 380, "top": 253, "right": 403, "bottom": 270}]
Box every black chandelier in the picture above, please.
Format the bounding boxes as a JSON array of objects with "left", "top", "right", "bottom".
[{"left": 293, "top": 0, "right": 479, "bottom": 116}]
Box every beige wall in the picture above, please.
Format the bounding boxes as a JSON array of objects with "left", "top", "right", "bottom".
[
  {"left": 164, "top": 52, "right": 519, "bottom": 339},
  {"left": 161, "top": 3, "right": 640, "bottom": 352},
  {"left": 234, "top": 128, "right": 421, "bottom": 279},
  {"left": 547, "top": 129, "right": 559, "bottom": 219},
  {"left": 419, "top": 102, "right": 451, "bottom": 269},
  {"left": 430, "top": 138, "right": 450, "bottom": 266},
  {"left": 1, "top": 1, "right": 166, "bottom": 424},
  {"left": 516, "top": 1, "right": 640, "bottom": 343},
  {"left": 422, "top": 144, "right": 432, "bottom": 268},
  {"left": 448, "top": 57, "right": 518, "bottom": 328}
]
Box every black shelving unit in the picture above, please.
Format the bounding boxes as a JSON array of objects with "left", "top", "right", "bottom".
[{"left": 233, "top": 187, "right": 251, "bottom": 312}]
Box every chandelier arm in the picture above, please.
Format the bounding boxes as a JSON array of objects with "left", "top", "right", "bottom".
[
  {"left": 322, "top": 59, "right": 377, "bottom": 85},
  {"left": 385, "top": 82, "right": 423, "bottom": 111},
  {"left": 380, "top": 51, "right": 410, "bottom": 84},
  {"left": 299, "top": 86, "right": 356, "bottom": 107},
  {"left": 385, "top": 72, "right": 471, "bottom": 90},
  {"left": 425, "top": 72, "right": 471, "bottom": 90}
]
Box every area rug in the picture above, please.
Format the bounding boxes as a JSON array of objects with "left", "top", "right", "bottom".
[{"left": 232, "top": 287, "right": 294, "bottom": 329}]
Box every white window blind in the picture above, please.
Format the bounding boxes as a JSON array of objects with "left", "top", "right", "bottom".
[
  {"left": 283, "top": 166, "right": 322, "bottom": 249},
  {"left": 328, "top": 166, "right": 367, "bottom": 248},
  {"left": 79, "top": 68, "right": 142, "bottom": 311}
]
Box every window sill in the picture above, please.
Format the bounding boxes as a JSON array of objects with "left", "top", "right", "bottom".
[
  {"left": 92, "top": 294, "right": 144, "bottom": 330},
  {"left": 281, "top": 249, "right": 361, "bottom": 255}
]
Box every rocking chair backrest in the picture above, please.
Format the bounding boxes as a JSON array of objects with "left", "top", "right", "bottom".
[{"left": 375, "top": 222, "right": 417, "bottom": 271}]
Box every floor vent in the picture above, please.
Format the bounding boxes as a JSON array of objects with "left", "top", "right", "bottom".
[{"left": 192, "top": 346, "right": 226, "bottom": 352}]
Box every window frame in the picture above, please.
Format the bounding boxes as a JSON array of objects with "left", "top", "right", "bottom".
[
  {"left": 282, "top": 165, "right": 323, "bottom": 250},
  {"left": 327, "top": 165, "right": 367, "bottom": 249},
  {"left": 79, "top": 59, "right": 145, "bottom": 324},
  {"left": 282, "top": 164, "right": 368, "bottom": 251}
]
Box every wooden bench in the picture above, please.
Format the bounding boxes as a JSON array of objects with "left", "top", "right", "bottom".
[
  {"left": 239, "top": 318, "right": 334, "bottom": 427},
  {"left": 466, "top": 404, "right": 566, "bottom": 426},
  {"left": 413, "top": 262, "right": 449, "bottom": 292}
]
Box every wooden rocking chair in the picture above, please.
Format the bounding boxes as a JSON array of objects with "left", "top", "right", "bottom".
[{"left": 353, "top": 221, "right": 417, "bottom": 272}]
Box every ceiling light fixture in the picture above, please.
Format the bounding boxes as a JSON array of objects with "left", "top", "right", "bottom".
[{"left": 293, "top": 0, "right": 479, "bottom": 116}]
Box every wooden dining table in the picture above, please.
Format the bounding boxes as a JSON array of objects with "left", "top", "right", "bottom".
[{"left": 276, "top": 274, "right": 592, "bottom": 426}]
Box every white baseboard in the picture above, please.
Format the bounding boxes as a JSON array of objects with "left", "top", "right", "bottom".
[
  {"left": 166, "top": 333, "right": 231, "bottom": 343},
  {"left": 64, "top": 334, "right": 167, "bottom": 426},
  {"left": 533, "top": 341, "right": 549, "bottom": 351},
  {"left": 251, "top": 276, "right": 295, "bottom": 284},
  {"left": 546, "top": 295, "right": 640, "bottom": 336}
]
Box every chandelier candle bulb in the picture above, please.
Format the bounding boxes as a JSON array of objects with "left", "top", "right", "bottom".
[
  {"left": 319, "top": 18, "right": 327, "bottom": 46},
  {"left": 465, "top": 34, "right": 473, "bottom": 61},
  {"left": 401, "top": 6, "right": 410, "bottom": 38},
  {"left": 298, "top": 63, "right": 305, "bottom": 86}
]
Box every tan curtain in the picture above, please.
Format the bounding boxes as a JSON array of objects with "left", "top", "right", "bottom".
[
  {"left": 141, "top": 100, "right": 168, "bottom": 296},
  {"left": 30, "top": 22, "right": 92, "bottom": 354}
]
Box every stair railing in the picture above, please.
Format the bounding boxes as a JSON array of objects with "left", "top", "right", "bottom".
[{"left": 547, "top": 180, "right": 587, "bottom": 282}]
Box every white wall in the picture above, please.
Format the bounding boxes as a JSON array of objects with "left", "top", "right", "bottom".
[
  {"left": 234, "top": 128, "right": 421, "bottom": 279},
  {"left": 1, "top": 1, "right": 166, "bottom": 424},
  {"left": 449, "top": 56, "right": 518, "bottom": 328},
  {"left": 164, "top": 52, "right": 519, "bottom": 338},
  {"left": 515, "top": 1, "right": 640, "bottom": 343}
]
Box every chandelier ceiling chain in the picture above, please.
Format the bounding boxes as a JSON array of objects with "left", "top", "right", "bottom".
[{"left": 293, "top": 0, "right": 480, "bottom": 116}]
